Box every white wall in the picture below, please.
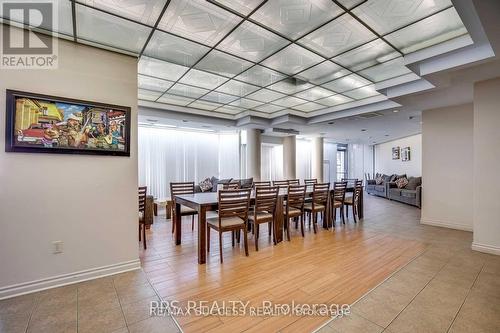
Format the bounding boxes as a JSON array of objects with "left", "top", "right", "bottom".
[
  {"left": 472, "top": 78, "right": 500, "bottom": 255},
  {"left": 374, "top": 134, "right": 422, "bottom": 176},
  {"left": 0, "top": 39, "right": 139, "bottom": 298},
  {"left": 421, "top": 104, "right": 473, "bottom": 231}
]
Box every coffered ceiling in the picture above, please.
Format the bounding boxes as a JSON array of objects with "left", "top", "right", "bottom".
[{"left": 0, "top": 0, "right": 478, "bottom": 119}]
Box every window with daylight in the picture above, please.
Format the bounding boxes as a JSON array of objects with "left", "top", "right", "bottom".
[
  {"left": 261, "top": 144, "right": 283, "bottom": 181},
  {"left": 138, "top": 126, "right": 240, "bottom": 198}
]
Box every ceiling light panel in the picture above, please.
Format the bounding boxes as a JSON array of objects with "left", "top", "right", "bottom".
[
  {"left": 216, "top": 105, "right": 246, "bottom": 114},
  {"left": 267, "top": 79, "right": 313, "bottom": 94},
  {"left": 333, "top": 39, "right": 399, "bottom": 71},
  {"left": 215, "top": 80, "right": 261, "bottom": 96},
  {"left": 158, "top": 0, "right": 242, "bottom": 46},
  {"left": 316, "top": 94, "right": 353, "bottom": 106},
  {"left": 262, "top": 44, "right": 324, "bottom": 75},
  {"left": 246, "top": 89, "right": 286, "bottom": 103},
  {"left": 253, "top": 104, "right": 285, "bottom": 113},
  {"left": 322, "top": 74, "right": 371, "bottom": 93},
  {"left": 250, "top": 0, "right": 343, "bottom": 40},
  {"left": 343, "top": 85, "right": 380, "bottom": 100},
  {"left": 352, "top": 0, "right": 453, "bottom": 35},
  {"left": 82, "top": 0, "right": 168, "bottom": 26},
  {"left": 234, "top": 65, "right": 287, "bottom": 86},
  {"left": 179, "top": 68, "right": 229, "bottom": 89},
  {"left": 167, "top": 83, "right": 210, "bottom": 99},
  {"left": 336, "top": 0, "right": 365, "bottom": 9},
  {"left": 138, "top": 57, "right": 189, "bottom": 81},
  {"left": 296, "top": 61, "right": 351, "bottom": 84},
  {"left": 143, "top": 30, "right": 210, "bottom": 66},
  {"left": 298, "top": 13, "right": 376, "bottom": 58},
  {"left": 292, "top": 102, "right": 325, "bottom": 112},
  {"left": 194, "top": 49, "right": 253, "bottom": 77},
  {"left": 201, "top": 91, "right": 240, "bottom": 104},
  {"left": 229, "top": 98, "right": 264, "bottom": 108},
  {"left": 76, "top": 4, "right": 152, "bottom": 54},
  {"left": 138, "top": 75, "right": 174, "bottom": 92},
  {"left": 138, "top": 89, "right": 163, "bottom": 101},
  {"left": 157, "top": 93, "right": 194, "bottom": 106},
  {"left": 384, "top": 7, "right": 469, "bottom": 54},
  {"left": 294, "top": 86, "right": 334, "bottom": 101},
  {"left": 272, "top": 96, "right": 306, "bottom": 108},
  {"left": 217, "top": 21, "right": 289, "bottom": 62},
  {"left": 358, "top": 57, "right": 412, "bottom": 82},
  {"left": 213, "top": 0, "right": 266, "bottom": 16},
  {"left": 189, "top": 100, "right": 223, "bottom": 110}
]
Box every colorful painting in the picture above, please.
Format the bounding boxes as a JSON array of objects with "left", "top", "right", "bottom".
[{"left": 5, "top": 90, "right": 130, "bottom": 156}]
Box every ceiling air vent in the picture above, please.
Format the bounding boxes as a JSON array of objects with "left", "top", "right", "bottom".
[
  {"left": 263, "top": 128, "right": 300, "bottom": 137},
  {"left": 356, "top": 112, "right": 383, "bottom": 119}
]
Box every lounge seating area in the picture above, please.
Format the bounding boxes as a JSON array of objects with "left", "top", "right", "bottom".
[{"left": 366, "top": 174, "right": 422, "bottom": 207}]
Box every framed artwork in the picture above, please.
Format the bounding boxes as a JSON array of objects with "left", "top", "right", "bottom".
[
  {"left": 392, "top": 146, "right": 400, "bottom": 160},
  {"left": 402, "top": 147, "right": 411, "bottom": 162},
  {"left": 5, "top": 90, "right": 131, "bottom": 156}
]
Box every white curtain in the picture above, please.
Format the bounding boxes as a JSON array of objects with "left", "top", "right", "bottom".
[
  {"left": 324, "top": 141, "right": 338, "bottom": 184},
  {"left": 138, "top": 126, "right": 240, "bottom": 198},
  {"left": 296, "top": 138, "right": 312, "bottom": 180},
  {"left": 261, "top": 144, "right": 283, "bottom": 181},
  {"left": 348, "top": 143, "right": 373, "bottom": 181}
]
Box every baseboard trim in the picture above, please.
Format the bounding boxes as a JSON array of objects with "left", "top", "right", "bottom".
[
  {"left": 471, "top": 242, "right": 500, "bottom": 256},
  {"left": 0, "top": 259, "right": 141, "bottom": 300},
  {"left": 420, "top": 218, "right": 473, "bottom": 232}
]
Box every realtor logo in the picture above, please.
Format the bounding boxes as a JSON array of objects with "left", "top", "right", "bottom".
[{"left": 1, "top": 0, "right": 58, "bottom": 69}]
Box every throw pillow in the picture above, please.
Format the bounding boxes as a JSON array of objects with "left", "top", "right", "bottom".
[
  {"left": 375, "top": 175, "right": 384, "bottom": 185},
  {"left": 199, "top": 178, "right": 213, "bottom": 192},
  {"left": 395, "top": 177, "right": 409, "bottom": 189}
]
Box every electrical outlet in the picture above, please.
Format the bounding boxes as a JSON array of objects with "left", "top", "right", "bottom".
[{"left": 52, "top": 241, "right": 63, "bottom": 254}]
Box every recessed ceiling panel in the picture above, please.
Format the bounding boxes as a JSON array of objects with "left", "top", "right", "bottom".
[
  {"left": 336, "top": 0, "right": 365, "bottom": 9},
  {"left": 246, "top": 89, "right": 286, "bottom": 103},
  {"left": 179, "top": 68, "right": 229, "bottom": 89},
  {"left": 262, "top": 44, "right": 324, "bottom": 75},
  {"left": 343, "top": 85, "right": 380, "bottom": 100},
  {"left": 167, "top": 83, "right": 210, "bottom": 99},
  {"left": 82, "top": 0, "right": 168, "bottom": 26},
  {"left": 76, "top": 4, "right": 152, "bottom": 54},
  {"left": 190, "top": 100, "right": 223, "bottom": 110},
  {"left": 250, "top": 0, "right": 343, "bottom": 40},
  {"left": 229, "top": 98, "right": 264, "bottom": 108},
  {"left": 268, "top": 79, "right": 313, "bottom": 94},
  {"left": 294, "top": 87, "right": 334, "bottom": 101},
  {"left": 217, "top": 21, "right": 289, "bottom": 62},
  {"left": 333, "top": 39, "right": 399, "bottom": 71},
  {"left": 138, "top": 75, "right": 174, "bottom": 92},
  {"left": 292, "top": 101, "right": 325, "bottom": 112},
  {"left": 352, "top": 0, "right": 453, "bottom": 35},
  {"left": 157, "top": 93, "right": 194, "bottom": 106},
  {"left": 253, "top": 104, "right": 285, "bottom": 113},
  {"left": 201, "top": 91, "right": 239, "bottom": 104},
  {"left": 213, "top": 0, "right": 266, "bottom": 16},
  {"left": 144, "top": 30, "right": 210, "bottom": 66},
  {"left": 138, "top": 56, "right": 189, "bottom": 81},
  {"left": 358, "top": 57, "right": 412, "bottom": 82},
  {"left": 385, "top": 7, "right": 469, "bottom": 54},
  {"left": 316, "top": 94, "right": 353, "bottom": 106},
  {"left": 322, "top": 74, "right": 371, "bottom": 93},
  {"left": 234, "top": 65, "right": 287, "bottom": 86},
  {"left": 195, "top": 49, "right": 253, "bottom": 77},
  {"left": 296, "top": 61, "right": 351, "bottom": 84},
  {"left": 216, "top": 105, "right": 246, "bottom": 114},
  {"left": 272, "top": 96, "right": 306, "bottom": 108},
  {"left": 158, "top": 0, "right": 242, "bottom": 46},
  {"left": 298, "top": 13, "right": 375, "bottom": 58},
  {"left": 138, "top": 89, "right": 163, "bottom": 101},
  {"left": 216, "top": 80, "right": 260, "bottom": 96}
]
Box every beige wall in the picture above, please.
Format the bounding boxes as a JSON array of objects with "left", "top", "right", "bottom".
[
  {"left": 473, "top": 78, "right": 500, "bottom": 255},
  {"left": 421, "top": 104, "right": 473, "bottom": 231},
  {"left": 375, "top": 134, "right": 422, "bottom": 177},
  {"left": 0, "top": 39, "right": 139, "bottom": 298}
]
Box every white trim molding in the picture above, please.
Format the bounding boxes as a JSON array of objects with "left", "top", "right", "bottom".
[
  {"left": 0, "top": 259, "right": 141, "bottom": 300},
  {"left": 420, "top": 218, "right": 473, "bottom": 232},
  {"left": 472, "top": 242, "right": 500, "bottom": 256}
]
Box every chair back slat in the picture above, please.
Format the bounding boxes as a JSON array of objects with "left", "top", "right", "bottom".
[
  {"left": 255, "top": 186, "right": 279, "bottom": 214},
  {"left": 218, "top": 189, "right": 251, "bottom": 223},
  {"left": 224, "top": 182, "right": 240, "bottom": 190},
  {"left": 287, "top": 179, "right": 300, "bottom": 185},
  {"left": 170, "top": 182, "right": 195, "bottom": 197},
  {"left": 333, "top": 181, "right": 348, "bottom": 203},
  {"left": 287, "top": 185, "right": 306, "bottom": 210},
  {"left": 138, "top": 186, "right": 147, "bottom": 214},
  {"left": 273, "top": 180, "right": 289, "bottom": 187},
  {"left": 353, "top": 180, "right": 363, "bottom": 204},
  {"left": 304, "top": 179, "right": 317, "bottom": 185},
  {"left": 253, "top": 181, "right": 271, "bottom": 189},
  {"left": 312, "top": 183, "right": 330, "bottom": 206}
]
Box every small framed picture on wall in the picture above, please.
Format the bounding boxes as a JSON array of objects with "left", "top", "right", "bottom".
[
  {"left": 392, "top": 146, "right": 400, "bottom": 160},
  {"left": 402, "top": 147, "right": 411, "bottom": 161}
]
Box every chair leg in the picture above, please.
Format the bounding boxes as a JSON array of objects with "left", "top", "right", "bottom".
[
  {"left": 268, "top": 222, "right": 272, "bottom": 236},
  {"left": 353, "top": 204, "right": 358, "bottom": 223},
  {"left": 313, "top": 212, "right": 317, "bottom": 234},
  {"left": 219, "top": 231, "right": 223, "bottom": 263},
  {"left": 255, "top": 224, "right": 259, "bottom": 251},
  {"left": 346, "top": 206, "right": 349, "bottom": 218},
  {"left": 333, "top": 208, "right": 336, "bottom": 229},
  {"left": 232, "top": 231, "right": 235, "bottom": 247},
  {"left": 171, "top": 214, "right": 175, "bottom": 234},
  {"left": 191, "top": 215, "right": 194, "bottom": 231},
  {"left": 341, "top": 207, "right": 346, "bottom": 225},
  {"left": 243, "top": 227, "right": 249, "bottom": 257},
  {"left": 142, "top": 224, "right": 147, "bottom": 250},
  {"left": 138, "top": 224, "right": 141, "bottom": 241},
  {"left": 207, "top": 228, "right": 210, "bottom": 252},
  {"left": 300, "top": 214, "right": 305, "bottom": 237}
]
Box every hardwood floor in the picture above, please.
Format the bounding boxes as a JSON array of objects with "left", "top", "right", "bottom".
[{"left": 140, "top": 195, "right": 428, "bottom": 333}]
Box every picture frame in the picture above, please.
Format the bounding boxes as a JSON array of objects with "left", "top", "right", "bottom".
[
  {"left": 5, "top": 89, "right": 131, "bottom": 156},
  {"left": 392, "top": 146, "right": 400, "bottom": 160},
  {"left": 402, "top": 147, "right": 411, "bottom": 162}
]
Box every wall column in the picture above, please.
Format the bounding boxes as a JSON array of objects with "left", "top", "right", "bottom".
[
  {"left": 311, "top": 137, "right": 324, "bottom": 182},
  {"left": 472, "top": 77, "right": 500, "bottom": 255},
  {"left": 246, "top": 128, "right": 261, "bottom": 181},
  {"left": 283, "top": 135, "right": 296, "bottom": 179}
]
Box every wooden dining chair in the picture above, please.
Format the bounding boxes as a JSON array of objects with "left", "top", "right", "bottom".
[
  {"left": 331, "top": 182, "right": 348, "bottom": 227},
  {"left": 287, "top": 179, "right": 300, "bottom": 185},
  {"left": 273, "top": 180, "right": 289, "bottom": 189},
  {"left": 253, "top": 181, "right": 271, "bottom": 189},
  {"left": 284, "top": 185, "right": 306, "bottom": 240},
  {"left": 138, "top": 186, "right": 147, "bottom": 249},
  {"left": 344, "top": 180, "right": 363, "bottom": 223},
  {"left": 304, "top": 179, "right": 318, "bottom": 185},
  {"left": 303, "top": 183, "right": 330, "bottom": 233},
  {"left": 224, "top": 182, "right": 240, "bottom": 190},
  {"left": 207, "top": 189, "right": 251, "bottom": 263},
  {"left": 170, "top": 182, "right": 197, "bottom": 233},
  {"left": 248, "top": 186, "right": 279, "bottom": 251}
]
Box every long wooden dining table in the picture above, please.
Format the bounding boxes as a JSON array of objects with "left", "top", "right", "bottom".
[{"left": 174, "top": 186, "right": 363, "bottom": 264}]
